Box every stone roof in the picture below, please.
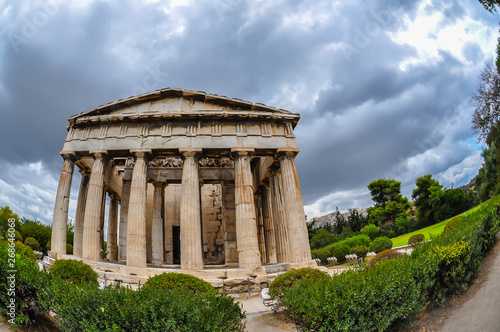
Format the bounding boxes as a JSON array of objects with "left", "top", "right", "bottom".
[{"left": 69, "top": 88, "right": 299, "bottom": 123}]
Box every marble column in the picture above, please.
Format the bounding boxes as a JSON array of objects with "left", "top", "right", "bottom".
[
  {"left": 262, "top": 185, "right": 277, "bottom": 263},
  {"left": 50, "top": 152, "right": 76, "bottom": 257},
  {"left": 119, "top": 178, "right": 131, "bottom": 261},
  {"left": 82, "top": 151, "right": 108, "bottom": 261},
  {"left": 271, "top": 173, "right": 290, "bottom": 263},
  {"left": 256, "top": 196, "right": 267, "bottom": 263},
  {"left": 180, "top": 149, "right": 204, "bottom": 270},
  {"left": 279, "top": 151, "right": 312, "bottom": 263},
  {"left": 73, "top": 167, "right": 90, "bottom": 258},
  {"left": 232, "top": 148, "right": 261, "bottom": 270},
  {"left": 107, "top": 192, "right": 118, "bottom": 261},
  {"left": 152, "top": 181, "right": 166, "bottom": 265},
  {"left": 126, "top": 151, "right": 150, "bottom": 268},
  {"left": 99, "top": 191, "right": 106, "bottom": 259}
]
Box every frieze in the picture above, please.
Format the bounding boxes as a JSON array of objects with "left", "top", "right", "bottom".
[
  {"left": 149, "top": 157, "right": 184, "bottom": 168},
  {"left": 198, "top": 157, "right": 233, "bottom": 168}
]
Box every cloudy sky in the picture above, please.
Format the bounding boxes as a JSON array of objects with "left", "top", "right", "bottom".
[{"left": 0, "top": 0, "right": 498, "bottom": 224}]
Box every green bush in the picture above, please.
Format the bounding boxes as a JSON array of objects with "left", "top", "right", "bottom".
[
  {"left": 368, "top": 249, "right": 403, "bottom": 266},
  {"left": 278, "top": 195, "right": 500, "bottom": 331},
  {"left": 24, "top": 237, "right": 40, "bottom": 251},
  {"left": 327, "top": 242, "right": 351, "bottom": 262},
  {"left": 444, "top": 216, "right": 462, "bottom": 233},
  {"left": 360, "top": 224, "right": 380, "bottom": 240},
  {"left": 0, "top": 240, "right": 49, "bottom": 325},
  {"left": 14, "top": 231, "right": 23, "bottom": 243},
  {"left": 310, "top": 229, "right": 335, "bottom": 249},
  {"left": 14, "top": 241, "right": 36, "bottom": 260},
  {"left": 42, "top": 278, "right": 244, "bottom": 332},
  {"left": 408, "top": 234, "right": 425, "bottom": 245},
  {"left": 66, "top": 243, "right": 73, "bottom": 255},
  {"left": 311, "top": 248, "right": 330, "bottom": 264},
  {"left": 369, "top": 236, "right": 393, "bottom": 253},
  {"left": 281, "top": 257, "right": 422, "bottom": 331},
  {"left": 269, "top": 268, "right": 329, "bottom": 300},
  {"left": 342, "top": 234, "right": 371, "bottom": 248},
  {"left": 50, "top": 259, "right": 98, "bottom": 287},
  {"left": 143, "top": 272, "right": 215, "bottom": 294},
  {"left": 350, "top": 245, "right": 368, "bottom": 258}
]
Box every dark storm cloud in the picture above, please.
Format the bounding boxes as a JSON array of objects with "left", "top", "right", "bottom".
[{"left": 0, "top": 0, "right": 496, "bottom": 221}]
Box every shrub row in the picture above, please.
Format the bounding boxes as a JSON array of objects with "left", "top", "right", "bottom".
[
  {"left": 311, "top": 235, "right": 392, "bottom": 263},
  {"left": 274, "top": 196, "right": 500, "bottom": 331},
  {"left": 0, "top": 240, "right": 245, "bottom": 331}
]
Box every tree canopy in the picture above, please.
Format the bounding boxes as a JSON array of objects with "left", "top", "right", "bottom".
[{"left": 367, "top": 179, "right": 410, "bottom": 226}]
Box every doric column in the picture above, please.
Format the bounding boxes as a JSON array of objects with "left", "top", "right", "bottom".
[
  {"left": 126, "top": 150, "right": 150, "bottom": 268},
  {"left": 256, "top": 195, "right": 267, "bottom": 263},
  {"left": 119, "top": 178, "right": 131, "bottom": 261},
  {"left": 82, "top": 151, "right": 108, "bottom": 261},
  {"left": 180, "top": 149, "right": 204, "bottom": 270},
  {"left": 99, "top": 190, "right": 106, "bottom": 259},
  {"left": 107, "top": 192, "right": 118, "bottom": 261},
  {"left": 73, "top": 167, "right": 90, "bottom": 258},
  {"left": 278, "top": 150, "right": 312, "bottom": 263},
  {"left": 152, "top": 181, "right": 166, "bottom": 265},
  {"left": 50, "top": 152, "right": 76, "bottom": 257},
  {"left": 262, "top": 185, "right": 277, "bottom": 263},
  {"left": 232, "top": 148, "right": 261, "bottom": 270},
  {"left": 271, "top": 173, "right": 290, "bottom": 263}
]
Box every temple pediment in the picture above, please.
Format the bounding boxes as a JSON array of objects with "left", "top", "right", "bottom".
[{"left": 69, "top": 88, "right": 299, "bottom": 124}]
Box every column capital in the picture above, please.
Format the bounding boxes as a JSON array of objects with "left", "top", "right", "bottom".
[
  {"left": 276, "top": 148, "right": 299, "bottom": 159},
  {"left": 89, "top": 150, "right": 109, "bottom": 160},
  {"left": 60, "top": 150, "right": 77, "bottom": 162},
  {"left": 152, "top": 180, "right": 167, "bottom": 188},
  {"left": 231, "top": 147, "right": 254, "bottom": 158},
  {"left": 107, "top": 191, "right": 118, "bottom": 200},
  {"left": 130, "top": 149, "right": 152, "bottom": 159},
  {"left": 179, "top": 148, "right": 202, "bottom": 159}
]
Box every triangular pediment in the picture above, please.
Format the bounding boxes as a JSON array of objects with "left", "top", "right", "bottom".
[{"left": 69, "top": 88, "right": 298, "bottom": 121}]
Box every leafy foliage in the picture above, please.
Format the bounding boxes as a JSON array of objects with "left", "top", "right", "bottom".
[
  {"left": 278, "top": 195, "right": 500, "bottom": 331},
  {"left": 143, "top": 272, "right": 216, "bottom": 294},
  {"left": 408, "top": 234, "right": 425, "bottom": 245},
  {"left": 350, "top": 245, "right": 369, "bottom": 258},
  {"left": 311, "top": 248, "right": 331, "bottom": 263},
  {"left": 50, "top": 259, "right": 98, "bottom": 287},
  {"left": 310, "top": 229, "right": 335, "bottom": 250},
  {"left": 367, "top": 179, "right": 411, "bottom": 226},
  {"left": 360, "top": 224, "right": 380, "bottom": 240},
  {"left": 369, "top": 236, "right": 393, "bottom": 253},
  {"left": 24, "top": 237, "right": 40, "bottom": 251},
  {"left": 268, "top": 268, "right": 330, "bottom": 300},
  {"left": 42, "top": 278, "right": 244, "bottom": 332},
  {"left": 0, "top": 239, "right": 49, "bottom": 326}
]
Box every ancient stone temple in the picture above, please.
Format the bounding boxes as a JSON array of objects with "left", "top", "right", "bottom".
[{"left": 50, "top": 88, "right": 313, "bottom": 275}]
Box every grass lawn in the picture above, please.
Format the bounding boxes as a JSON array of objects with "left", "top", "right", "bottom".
[{"left": 391, "top": 204, "right": 483, "bottom": 248}]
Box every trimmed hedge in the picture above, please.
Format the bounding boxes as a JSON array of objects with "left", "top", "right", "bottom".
[
  {"left": 24, "top": 237, "right": 39, "bottom": 251},
  {"left": 408, "top": 234, "right": 425, "bottom": 245},
  {"left": 50, "top": 259, "right": 98, "bottom": 287},
  {"left": 278, "top": 195, "right": 500, "bottom": 331},
  {"left": 143, "top": 272, "right": 216, "bottom": 294},
  {"left": 311, "top": 248, "right": 330, "bottom": 264},
  {"left": 350, "top": 245, "right": 369, "bottom": 258},
  {"left": 369, "top": 236, "right": 393, "bottom": 253},
  {"left": 269, "top": 268, "right": 330, "bottom": 300},
  {"left": 42, "top": 279, "right": 245, "bottom": 332},
  {"left": 367, "top": 249, "right": 403, "bottom": 266}
]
